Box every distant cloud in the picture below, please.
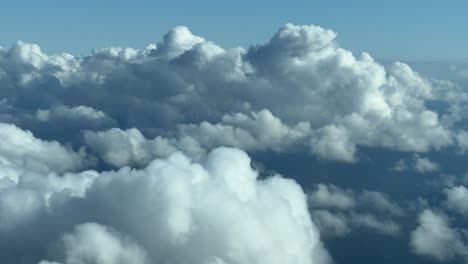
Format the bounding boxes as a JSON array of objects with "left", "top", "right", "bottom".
[
  {"left": 0, "top": 123, "right": 89, "bottom": 177},
  {"left": 307, "top": 184, "right": 403, "bottom": 237},
  {"left": 410, "top": 209, "right": 468, "bottom": 262},
  {"left": 392, "top": 154, "right": 439, "bottom": 174},
  {"left": 1, "top": 23, "right": 466, "bottom": 163},
  {"left": 445, "top": 183, "right": 468, "bottom": 216}
]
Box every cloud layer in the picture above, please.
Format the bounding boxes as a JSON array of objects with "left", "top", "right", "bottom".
[
  {"left": 2, "top": 23, "right": 468, "bottom": 263},
  {"left": 2, "top": 24, "right": 467, "bottom": 164}
]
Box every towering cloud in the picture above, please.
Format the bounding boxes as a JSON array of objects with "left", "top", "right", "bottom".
[{"left": 1, "top": 24, "right": 466, "bottom": 163}]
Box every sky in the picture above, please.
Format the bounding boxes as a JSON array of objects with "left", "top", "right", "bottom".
[
  {"left": 1, "top": 1, "right": 467, "bottom": 61},
  {"left": 2, "top": 2, "right": 468, "bottom": 264}
]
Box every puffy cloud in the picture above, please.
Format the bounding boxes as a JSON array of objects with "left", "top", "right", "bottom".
[
  {"left": 153, "top": 26, "right": 205, "bottom": 60},
  {"left": 410, "top": 209, "right": 468, "bottom": 261},
  {"left": 0, "top": 123, "right": 88, "bottom": 177},
  {"left": 307, "top": 184, "right": 403, "bottom": 237},
  {"left": 35, "top": 105, "right": 113, "bottom": 124},
  {"left": 348, "top": 212, "right": 401, "bottom": 235},
  {"left": 308, "top": 184, "right": 356, "bottom": 210},
  {"left": 29, "top": 105, "right": 118, "bottom": 142},
  {"left": 310, "top": 210, "right": 351, "bottom": 237},
  {"left": 178, "top": 109, "right": 311, "bottom": 153},
  {"left": 41, "top": 223, "right": 150, "bottom": 264},
  {"left": 310, "top": 124, "right": 357, "bottom": 162},
  {"left": 0, "top": 23, "right": 464, "bottom": 162},
  {"left": 308, "top": 184, "right": 403, "bottom": 216},
  {"left": 2, "top": 23, "right": 468, "bottom": 263},
  {"left": 392, "top": 154, "right": 439, "bottom": 173},
  {"left": 445, "top": 185, "right": 468, "bottom": 215},
  {"left": 0, "top": 185, "right": 44, "bottom": 232},
  {"left": 83, "top": 109, "right": 311, "bottom": 168},
  {"left": 413, "top": 155, "right": 440, "bottom": 173},
  {"left": 357, "top": 190, "right": 404, "bottom": 216},
  {"left": 0, "top": 147, "right": 331, "bottom": 264},
  {"left": 310, "top": 210, "right": 401, "bottom": 238},
  {"left": 83, "top": 127, "right": 205, "bottom": 167}
]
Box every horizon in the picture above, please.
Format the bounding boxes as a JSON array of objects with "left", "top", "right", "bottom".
[{"left": 1, "top": 1, "right": 467, "bottom": 61}]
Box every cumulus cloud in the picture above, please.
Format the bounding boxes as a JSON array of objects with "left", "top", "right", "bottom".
[
  {"left": 392, "top": 154, "right": 439, "bottom": 173},
  {"left": 308, "top": 184, "right": 356, "bottom": 210},
  {"left": 178, "top": 109, "right": 311, "bottom": 153},
  {"left": 0, "top": 147, "right": 331, "bottom": 264},
  {"left": 1, "top": 23, "right": 465, "bottom": 163},
  {"left": 41, "top": 223, "right": 151, "bottom": 264},
  {"left": 445, "top": 185, "right": 468, "bottom": 215},
  {"left": 0, "top": 122, "right": 88, "bottom": 177},
  {"left": 83, "top": 127, "right": 205, "bottom": 167},
  {"left": 410, "top": 209, "right": 468, "bottom": 262},
  {"left": 35, "top": 105, "right": 111, "bottom": 123},
  {"left": 2, "top": 23, "right": 468, "bottom": 263},
  {"left": 307, "top": 184, "right": 403, "bottom": 237}
]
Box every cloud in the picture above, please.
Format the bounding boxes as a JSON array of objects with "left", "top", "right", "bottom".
[
  {"left": 410, "top": 209, "right": 468, "bottom": 262},
  {"left": 307, "top": 184, "right": 403, "bottom": 237},
  {"left": 456, "top": 130, "right": 468, "bottom": 154},
  {"left": 0, "top": 147, "right": 331, "bottom": 264},
  {"left": 308, "top": 184, "right": 356, "bottom": 210},
  {"left": 310, "top": 210, "right": 351, "bottom": 237},
  {"left": 2, "top": 23, "right": 468, "bottom": 263},
  {"left": 348, "top": 212, "right": 401, "bottom": 235},
  {"left": 35, "top": 105, "right": 111, "bottom": 123},
  {"left": 178, "top": 109, "right": 311, "bottom": 153},
  {"left": 445, "top": 185, "right": 468, "bottom": 215},
  {"left": 83, "top": 127, "right": 205, "bottom": 167},
  {"left": 0, "top": 122, "right": 89, "bottom": 177},
  {"left": 41, "top": 223, "right": 150, "bottom": 264},
  {"left": 392, "top": 154, "right": 439, "bottom": 173},
  {"left": 1, "top": 23, "right": 465, "bottom": 163},
  {"left": 357, "top": 190, "right": 405, "bottom": 216}
]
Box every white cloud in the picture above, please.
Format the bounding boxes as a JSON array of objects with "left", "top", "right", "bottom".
[
  {"left": 310, "top": 210, "right": 351, "bottom": 237},
  {"left": 83, "top": 127, "right": 205, "bottom": 167},
  {"left": 308, "top": 184, "right": 355, "bottom": 210},
  {"left": 0, "top": 23, "right": 464, "bottom": 163},
  {"left": 358, "top": 190, "right": 404, "bottom": 216},
  {"left": 349, "top": 212, "right": 400, "bottom": 235},
  {"left": 35, "top": 105, "right": 113, "bottom": 123},
  {"left": 0, "top": 123, "right": 88, "bottom": 177},
  {"left": 153, "top": 26, "right": 205, "bottom": 60},
  {"left": 0, "top": 147, "right": 331, "bottom": 264},
  {"left": 41, "top": 223, "right": 150, "bottom": 264},
  {"left": 0, "top": 185, "right": 44, "bottom": 232},
  {"left": 392, "top": 154, "right": 439, "bottom": 174},
  {"left": 413, "top": 155, "right": 440, "bottom": 173},
  {"left": 445, "top": 185, "right": 468, "bottom": 215},
  {"left": 410, "top": 209, "right": 468, "bottom": 261},
  {"left": 178, "top": 109, "right": 311, "bottom": 153},
  {"left": 307, "top": 184, "right": 403, "bottom": 237}
]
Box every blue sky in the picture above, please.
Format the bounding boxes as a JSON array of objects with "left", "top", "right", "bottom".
[{"left": 1, "top": 1, "right": 467, "bottom": 61}]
